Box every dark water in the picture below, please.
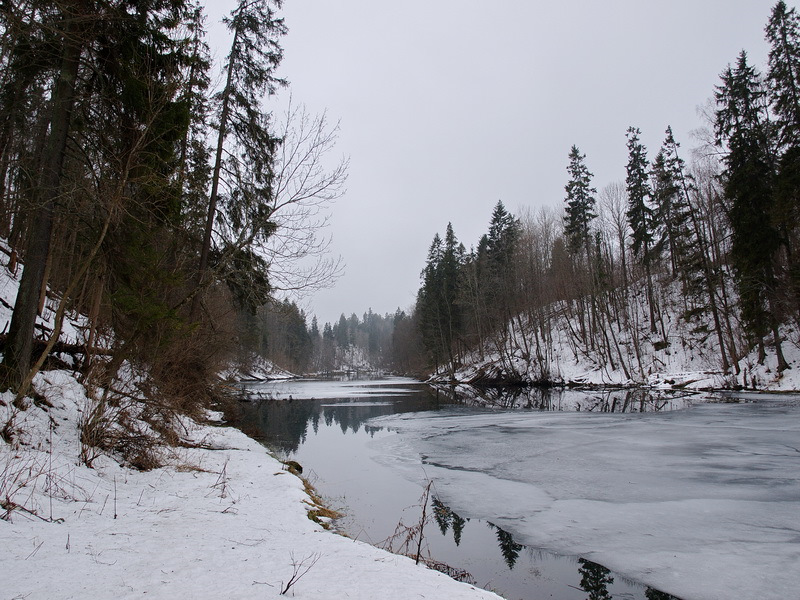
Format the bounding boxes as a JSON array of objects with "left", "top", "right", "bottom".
[{"left": 225, "top": 378, "right": 685, "bottom": 600}]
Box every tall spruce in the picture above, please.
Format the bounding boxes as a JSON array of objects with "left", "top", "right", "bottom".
[
  {"left": 626, "top": 126, "right": 658, "bottom": 333},
  {"left": 418, "top": 233, "right": 445, "bottom": 369},
  {"left": 0, "top": 2, "right": 85, "bottom": 391},
  {"left": 563, "top": 145, "right": 597, "bottom": 257},
  {"left": 193, "top": 0, "right": 287, "bottom": 317},
  {"left": 484, "top": 200, "right": 520, "bottom": 325},
  {"left": 1, "top": 1, "right": 199, "bottom": 393},
  {"left": 766, "top": 0, "right": 800, "bottom": 318},
  {"left": 660, "top": 127, "right": 732, "bottom": 372},
  {"left": 417, "top": 225, "right": 463, "bottom": 372},
  {"left": 563, "top": 146, "right": 599, "bottom": 344},
  {"left": 767, "top": 0, "right": 800, "bottom": 145},
  {"left": 715, "top": 50, "right": 788, "bottom": 370},
  {"left": 626, "top": 127, "right": 655, "bottom": 261},
  {"left": 651, "top": 150, "right": 687, "bottom": 279}
]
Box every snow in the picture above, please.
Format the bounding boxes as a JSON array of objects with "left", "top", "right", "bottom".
[
  {"left": 1, "top": 371, "right": 503, "bottom": 600},
  {"left": 370, "top": 394, "right": 800, "bottom": 600},
  {"left": 239, "top": 377, "right": 421, "bottom": 401},
  {"left": 220, "top": 355, "right": 299, "bottom": 382},
  {"left": 434, "top": 277, "right": 800, "bottom": 393}
]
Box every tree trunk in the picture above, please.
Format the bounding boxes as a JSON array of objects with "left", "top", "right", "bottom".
[
  {"left": 192, "top": 26, "right": 240, "bottom": 319},
  {"left": 1, "top": 22, "right": 82, "bottom": 391}
]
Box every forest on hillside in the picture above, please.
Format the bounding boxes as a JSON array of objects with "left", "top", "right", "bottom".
[
  {"left": 274, "top": 2, "right": 800, "bottom": 385},
  {"left": 2, "top": 0, "right": 800, "bottom": 404},
  {"left": 405, "top": 1, "right": 800, "bottom": 383},
  {"left": 0, "top": 1, "right": 348, "bottom": 411}
]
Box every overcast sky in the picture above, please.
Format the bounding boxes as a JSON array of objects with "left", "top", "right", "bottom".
[{"left": 207, "top": 1, "right": 782, "bottom": 326}]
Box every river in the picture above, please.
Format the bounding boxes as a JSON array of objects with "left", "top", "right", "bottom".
[{"left": 225, "top": 377, "right": 800, "bottom": 600}]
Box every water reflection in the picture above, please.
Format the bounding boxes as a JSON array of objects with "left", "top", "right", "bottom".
[
  {"left": 579, "top": 559, "right": 614, "bottom": 600},
  {"left": 431, "top": 495, "right": 680, "bottom": 599},
  {"left": 227, "top": 378, "right": 686, "bottom": 600},
  {"left": 229, "top": 398, "right": 403, "bottom": 454},
  {"left": 227, "top": 380, "right": 442, "bottom": 454},
  {"left": 431, "top": 497, "right": 467, "bottom": 546},
  {"left": 645, "top": 589, "right": 680, "bottom": 600},
  {"left": 433, "top": 384, "right": 695, "bottom": 412},
  {"left": 490, "top": 523, "right": 524, "bottom": 569}
]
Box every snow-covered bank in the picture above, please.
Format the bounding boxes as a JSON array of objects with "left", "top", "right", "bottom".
[
  {"left": 431, "top": 278, "right": 800, "bottom": 392},
  {"left": 1, "top": 371, "right": 502, "bottom": 600},
  {"left": 221, "top": 355, "right": 299, "bottom": 382}
]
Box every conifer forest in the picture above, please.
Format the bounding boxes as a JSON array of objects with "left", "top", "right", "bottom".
[
  {"left": 3, "top": 4, "right": 800, "bottom": 600},
  {"left": 1, "top": 1, "right": 800, "bottom": 412}
]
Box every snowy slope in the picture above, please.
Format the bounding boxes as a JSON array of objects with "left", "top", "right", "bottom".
[
  {"left": 435, "top": 277, "right": 800, "bottom": 391},
  {"left": 1, "top": 370, "right": 502, "bottom": 600}
]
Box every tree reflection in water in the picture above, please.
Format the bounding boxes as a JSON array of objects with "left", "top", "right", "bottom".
[
  {"left": 433, "top": 384, "right": 695, "bottom": 413},
  {"left": 490, "top": 523, "right": 524, "bottom": 569},
  {"left": 228, "top": 382, "right": 687, "bottom": 600},
  {"left": 432, "top": 496, "right": 467, "bottom": 547},
  {"left": 579, "top": 558, "right": 614, "bottom": 600},
  {"left": 645, "top": 588, "right": 680, "bottom": 600}
]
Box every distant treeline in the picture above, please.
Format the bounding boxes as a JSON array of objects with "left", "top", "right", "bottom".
[{"left": 249, "top": 301, "right": 418, "bottom": 375}]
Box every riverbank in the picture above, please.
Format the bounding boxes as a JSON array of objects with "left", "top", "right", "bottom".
[{"left": 1, "top": 370, "right": 503, "bottom": 600}]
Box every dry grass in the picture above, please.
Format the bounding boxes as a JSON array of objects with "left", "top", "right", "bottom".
[{"left": 299, "top": 474, "right": 341, "bottom": 529}]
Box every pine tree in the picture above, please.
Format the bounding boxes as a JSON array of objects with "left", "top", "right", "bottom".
[
  {"left": 659, "top": 127, "right": 733, "bottom": 373},
  {"left": 766, "top": 0, "right": 800, "bottom": 318},
  {"left": 767, "top": 0, "right": 800, "bottom": 145},
  {"left": 716, "top": 50, "right": 788, "bottom": 370},
  {"left": 563, "top": 146, "right": 599, "bottom": 344},
  {"left": 484, "top": 200, "right": 520, "bottom": 324},
  {"left": 563, "top": 146, "right": 597, "bottom": 257},
  {"left": 626, "top": 127, "right": 655, "bottom": 261},
  {"left": 651, "top": 150, "right": 680, "bottom": 277},
  {"left": 417, "top": 233, "right": 444, "bottom": 368},
  {"left": 626, "top": 126, "right": 658, "bottom": 333},
  {"left": 193, "top": 0, "right": 287, "bottom": 317},
  {"left": 416, "top": 225, "right": 464, "bottom": 371},
  {"left": 1, "top": 0, "right": 197, "bottom": 392},
  {"left": 0, "top": 2, "right": 85, "bottom": 391}
]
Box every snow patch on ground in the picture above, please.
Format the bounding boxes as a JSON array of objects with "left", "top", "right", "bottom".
[{"left": 1, "top": 371, "right": 502, "bottom": 600}]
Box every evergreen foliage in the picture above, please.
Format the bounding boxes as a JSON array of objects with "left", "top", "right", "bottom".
[
  {"left": 715, "top": 51, "right": 788, "bottom": 369},
  {"left": 563, "top": 146, "right": 597, "bottom": 256},
  {"left": 0, "top": 1, "right": 344, "bottom": 411},
  {"left": 625, "top": 127, "right": 654, "bottom": 262}
]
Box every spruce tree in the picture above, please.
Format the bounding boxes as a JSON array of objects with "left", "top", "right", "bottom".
[
  {"left": 1, "top": 0, "right": 197, "bottom": 392},
  {"left": 625, "top": 127, "right": 654, "bottom": 262},
  {"left": 766, "top": 0, "right": 800, "bottom": 318},
  {"left": 193, "top": 0, "right": 287, "bottom": 317},
  {"left": 0, "top": 3, "right": 84, "bottom": 391},
  {"left": 660, "top": 127, "right": 732, "bottom": 372},
  {"left": 418, "top": 233, "right": 445, "bottom": 368},
  {"left": 716, "top": 50, "right": 788, "bottom": 370},
  {"left": 417, "top": 225, "right": 463, "bottom": 371},
  {"left": 767, "top": 0, "right": 800, "bottom": 145},
  {"left": 484, "top": 200, "right": 520, "bottom": 324},
  {"left": 563, "top": 145, "right": 597, "bottom": 257},
  {"left": 626, "top": 126, "right": 658, "bottom": 333}
]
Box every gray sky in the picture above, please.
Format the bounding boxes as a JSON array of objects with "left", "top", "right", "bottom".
[{"left": 208, "top": 1, "right": 782, "bottom": 326}]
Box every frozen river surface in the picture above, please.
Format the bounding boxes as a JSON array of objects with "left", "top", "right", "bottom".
[{"left": 371, "top": 392, "right": 800, "bottom": 600}]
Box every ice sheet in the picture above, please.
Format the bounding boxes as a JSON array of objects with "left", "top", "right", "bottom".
[{"left": 370, "top": 396, "right": 800, "bottom": 600}]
